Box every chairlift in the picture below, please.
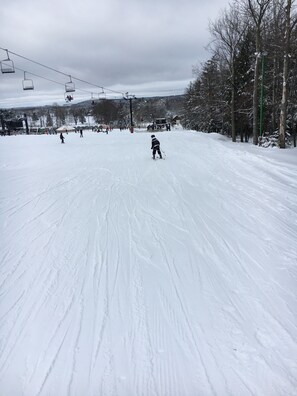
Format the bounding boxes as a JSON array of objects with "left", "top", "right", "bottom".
[
  {"left": 65, "top": 75, "right": 75, "bottom": 92},
  {"left": 65, "top": 92, "right": 74, "bottom": 102},
  {"left": 1, "top": 49, "right": 15, "bottom": 74},
  {"left": 91, "top": 92, "right": 96, "bottom": 105},
  {"left": 99, "top": 88, "right": 106, "bottom": 99},
  {"left": 22, "top": 72, "right": 34, "bottom": 90}
]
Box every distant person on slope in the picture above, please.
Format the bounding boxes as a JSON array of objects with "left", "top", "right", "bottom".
[
  {"left": 60, "top": 133, "right": 65, "bottom": 144},
  {"left": 151, "top": 135, "right": 162, "bottom": 160}
]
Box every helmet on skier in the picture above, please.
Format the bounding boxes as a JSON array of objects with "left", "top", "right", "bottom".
[{"left": 151, "top": 135, "right": 155, "bottom": 138}]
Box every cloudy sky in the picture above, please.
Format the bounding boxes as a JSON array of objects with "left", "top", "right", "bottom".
[{"left": 0, "top": 0, "right": 230, "bottom": 108}]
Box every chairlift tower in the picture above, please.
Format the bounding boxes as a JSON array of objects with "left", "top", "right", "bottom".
[{"left": 124, "top": 92, "right": 136, "bottom": 132}]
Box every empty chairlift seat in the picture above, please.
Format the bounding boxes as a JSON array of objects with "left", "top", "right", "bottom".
[
  {"left": 65, "top": 76, "right": 75, "bottom": 92},
  {"left": 22, "top": 72, "right": 34, "bottom": 90},
  {"left": 1, "top": 50, "right": 15, "bottom": 74}
]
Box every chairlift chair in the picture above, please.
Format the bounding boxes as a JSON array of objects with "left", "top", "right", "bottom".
[
  {"left": 64, "top": 92, "right": 74, "bottom": 102},
  {"left": 22, "top": 72, "right": 34, "bottom": 90},
  {"left": 99, "top": 89, "right": 106, "bottom": 99},
  {"left": 1, "top": 50, "right": 15, "bottom": 74},
  {"left": 65, "top": 75, "right": 75, "bottom": 93}
]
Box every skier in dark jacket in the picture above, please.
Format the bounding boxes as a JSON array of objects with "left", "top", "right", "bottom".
[
  {"left": 151, "top": 135, "right": 162, "bottom": 159},
  {"left": 60, "top": 133, "right": 65, "bottom": 144}
]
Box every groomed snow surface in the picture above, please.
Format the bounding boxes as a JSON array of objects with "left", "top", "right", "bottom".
[{"left": 0, "top": 129, "right": 297, "bottom": 396}]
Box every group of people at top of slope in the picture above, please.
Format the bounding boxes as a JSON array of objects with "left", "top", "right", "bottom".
[{"left": 60, "top": 131, "right": 163, "bottom": 159}]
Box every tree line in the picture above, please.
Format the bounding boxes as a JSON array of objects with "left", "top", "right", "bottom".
[
  {"left": 0, "top": 100, "right": 128, "bottom": 131},
  {"left": 1, "top": 95, "right": 183, "bottom": 132},
  {"left": 183, "top": 0, "right": 297, "bottom": 148}
]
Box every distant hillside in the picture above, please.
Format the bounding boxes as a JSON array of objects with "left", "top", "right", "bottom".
[
  {"left": 73, "top": 95, "right": 185, "bottom": 123},
  {"left": 1, "top": 95, "right": 185, "bottom": 130}
]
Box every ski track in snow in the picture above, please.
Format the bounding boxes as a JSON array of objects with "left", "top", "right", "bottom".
[{"left": 0, "top": 130, "right": 297, "bottom": 396}]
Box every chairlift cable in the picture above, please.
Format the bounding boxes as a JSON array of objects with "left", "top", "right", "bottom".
[
  {"left": 0, "top": 47, "right": 71, "bottom": 78},
  {"left": 2, "top": 62, "right": 92, "bottom": 95},
  {"left": 1, "top": 47, "right": 186, "bottom": 98},
  {"left": 0, "top": 46, "right": 128, "bottom": 97}
]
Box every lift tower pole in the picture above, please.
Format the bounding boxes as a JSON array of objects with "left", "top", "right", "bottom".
[{"left": 124, "top": 92, "right": 136, "bottom": 133}]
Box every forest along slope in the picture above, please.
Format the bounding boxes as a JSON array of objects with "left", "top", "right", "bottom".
[{"left": 0, "top": 130, "right": 296, "bottom": 396}]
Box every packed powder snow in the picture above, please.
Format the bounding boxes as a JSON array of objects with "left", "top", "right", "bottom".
[{"left": 0, "top": 129, "right": 297, "bottom": 395}]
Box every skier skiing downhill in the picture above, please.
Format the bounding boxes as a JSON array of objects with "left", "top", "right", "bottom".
[{"left": 151, "top": 135, "right": 162, "bottom": 160}]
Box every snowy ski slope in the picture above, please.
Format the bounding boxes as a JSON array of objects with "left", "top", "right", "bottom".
[{"left": 0, "top": 130, "right": 297, "bottom": 395}]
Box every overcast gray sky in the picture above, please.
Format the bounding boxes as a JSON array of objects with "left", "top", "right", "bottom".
[{"left": 0, "top": 0, "right": 230, "bottom": 108}]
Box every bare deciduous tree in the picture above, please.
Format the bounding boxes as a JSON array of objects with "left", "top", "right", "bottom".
[
  {"left": 279, "top": 0, "right": 297, "bottom": 148},
  {"left": 210, "top": 5, "right": 248, "bottom": 141},
  {"left": 246, "top": 0, "right": 273, "bottom": 144}
]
